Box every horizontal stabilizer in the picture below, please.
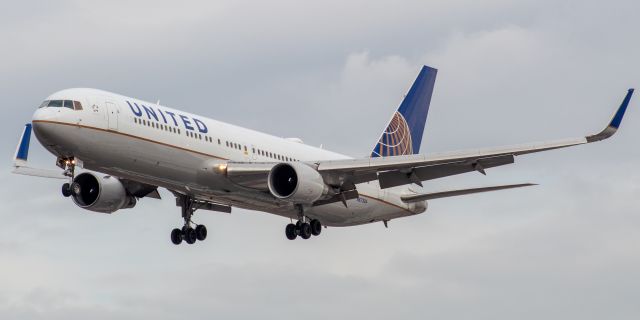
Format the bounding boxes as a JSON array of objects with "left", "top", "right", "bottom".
[{"left": 400, "top": 183, "right": 536, "bottom": 203}]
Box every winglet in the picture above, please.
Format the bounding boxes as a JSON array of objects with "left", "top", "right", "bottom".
[
  {"left": 14, "top": 123, "right": 32, "bottom": 164},
  {"left": 12, "top": 123, "right": 67, "bottom": 179},
  {"left": 586, "top": 89, "right": 634, "bottom": 142}
]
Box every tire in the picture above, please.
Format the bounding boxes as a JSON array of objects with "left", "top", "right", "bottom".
[
  {"left": 300, "top": 223, "right": 312, "bottom": 239},
  {"left": 310, "top": 219, "right": 322, "bottom": 236},
  {"left": 195, "top": 225, "right": 207, "bottom": 241},
  {"left": 170, "top": 228, "right": 183, "bottom": 245},
  {"left": 285, "top": 224, "right": 297, "bottom": 240},
  {"left": 61, "top": 183, "right": 72, "bottom": 197},
  {"left": 184, "top": 228, "right": 197, "bottom": 244}
]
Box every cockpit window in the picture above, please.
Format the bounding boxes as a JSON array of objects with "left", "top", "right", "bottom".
[
  {"left": 40, "top": 99, "right": 83, "bottom": 110},
  {"left": 47, "top": 100, "right": 63, "bottom": 108}
]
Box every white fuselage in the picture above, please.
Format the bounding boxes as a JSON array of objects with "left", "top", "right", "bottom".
[{"left": 31, "top": 88, "right": 426, "bottom": 226}]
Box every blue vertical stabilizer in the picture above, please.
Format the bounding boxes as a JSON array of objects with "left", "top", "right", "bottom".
[{"left": 371, "top": 66, "right": 437, "bottom": 157}]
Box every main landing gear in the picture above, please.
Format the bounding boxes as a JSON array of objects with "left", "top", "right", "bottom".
[
  {"left": 285, "top": 216, "right": 322, "bottom": 240},
  {"left": 286, "top": 205, "right": 323, "bottom": 240},
  {"left": 171, "top": 195, "right": 208, "bottom": 245}
]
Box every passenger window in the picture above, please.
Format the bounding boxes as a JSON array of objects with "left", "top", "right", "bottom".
[{"left": 73, "top": 101, "right": 83, "bottom": 110}]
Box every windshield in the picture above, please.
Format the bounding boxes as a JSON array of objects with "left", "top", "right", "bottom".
[{"left": 39, "top": 100, "right": 83, "bottom": 110}]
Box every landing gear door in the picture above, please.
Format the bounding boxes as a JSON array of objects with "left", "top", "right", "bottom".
[{"left": 105, "top": 101, "right": 119, "bottom": 131}]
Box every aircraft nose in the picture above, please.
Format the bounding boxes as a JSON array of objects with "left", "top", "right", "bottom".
[
  {"left": 32, "top": 106, "right": 60, "bottom": 123},
  {"left": 31, "top": 107, "right": 59, "bottom": 143},
  {"left": 32, "top": 107, "right": 46, "bottom": 122}
]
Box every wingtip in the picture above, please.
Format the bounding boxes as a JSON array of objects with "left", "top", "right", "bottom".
[
  {"left": 586, "top": 89, "right": 633, "bottom": 142},
  {"left": 421, "top": 65, "right": 438, "bottom": 72},
  {"left": 608, "top": 88, "right": 633, "bottom": 129},
  {"left": 14, "top": 123, "right": 32, "bottom": 161}
]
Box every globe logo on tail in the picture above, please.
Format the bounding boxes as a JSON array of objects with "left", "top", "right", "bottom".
[{"left": 372, "top": 112, "right": 413, "bottom": 157}]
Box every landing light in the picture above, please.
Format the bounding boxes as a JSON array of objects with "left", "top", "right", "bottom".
[{"left": 217, "top": 164, "right": 228, "bottom": 173}]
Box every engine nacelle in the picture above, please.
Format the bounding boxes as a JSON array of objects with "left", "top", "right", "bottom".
[
  {"left": 268, "top": 162, "right": 328, "bottom": 203},
  {"left": 70, "top": 172, "right": 136, "bottom": 213}
]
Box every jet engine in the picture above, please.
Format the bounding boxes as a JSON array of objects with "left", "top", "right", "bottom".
[
  {"left": 267, "top": 162, "right": 329, "bottom": 203},
  {"left": 70, "top": 172, "right": 136, "bottom": 213}
]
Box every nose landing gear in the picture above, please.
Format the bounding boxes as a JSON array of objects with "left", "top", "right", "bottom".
[{"left": 59, "top": 157, "right": 76, "bottom": 198}]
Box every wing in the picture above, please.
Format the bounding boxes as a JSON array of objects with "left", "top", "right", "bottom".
[
  {"left": 12, "top": 123, "right": 67, "bottom": 179},
  {"left": 225, "top": 89, "right": 633, "bottom": 192},
  {"left": 400, "top": 183, "right": 537, "bottom": 203},
  {"left": 317, "top": 89, "right": 634, "bottom": 189}
]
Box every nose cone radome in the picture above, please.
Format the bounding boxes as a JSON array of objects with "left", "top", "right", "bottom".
[
  {"left": 31, "top": 108, "right": 59, "bottom": 146},
  {"left": 32, "top": 107, "right": 58, "bottom": 122}
]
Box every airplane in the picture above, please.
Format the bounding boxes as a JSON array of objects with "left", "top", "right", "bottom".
[{"left": 12, "top": 66, "right": 634, "bottom": 245}]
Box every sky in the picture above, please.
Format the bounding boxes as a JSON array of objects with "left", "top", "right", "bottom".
[{"left": 1, "top": 0, "right": 639, "bottom": 319}]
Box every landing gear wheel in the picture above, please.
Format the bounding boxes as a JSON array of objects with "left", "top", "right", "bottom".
[
  {"left": 310, "top": 219, "right": 322, "bottom": 236},
  {"left": 285, "top": 224, "right": 297, "bottom": 240},
  {"left": 170, "top": 228, "right": 183, "bottom": 245},
  {"left": 299, "top": 223, "right": 312, "bottom": 239},
  {"left": 61, "top": 183, "right": 71, "bottom": 197},
  {"left": 184, "top": 228, "right": 197, "bottom": 244},
  {"left": 195, "top": 225, "right": 207, "bottom": 241}
]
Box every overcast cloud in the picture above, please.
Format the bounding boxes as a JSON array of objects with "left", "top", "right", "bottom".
[{"left": 1, "top": 0, "right": 639, "bottom": 319}]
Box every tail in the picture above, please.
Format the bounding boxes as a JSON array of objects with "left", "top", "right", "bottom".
[{"left": 371, "top": 65, "right": 437, "bottom": 157}]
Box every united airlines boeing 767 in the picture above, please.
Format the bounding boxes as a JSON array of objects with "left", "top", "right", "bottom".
[{"left": 12, "top": 66, "right": 634, "bottom": 245}]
